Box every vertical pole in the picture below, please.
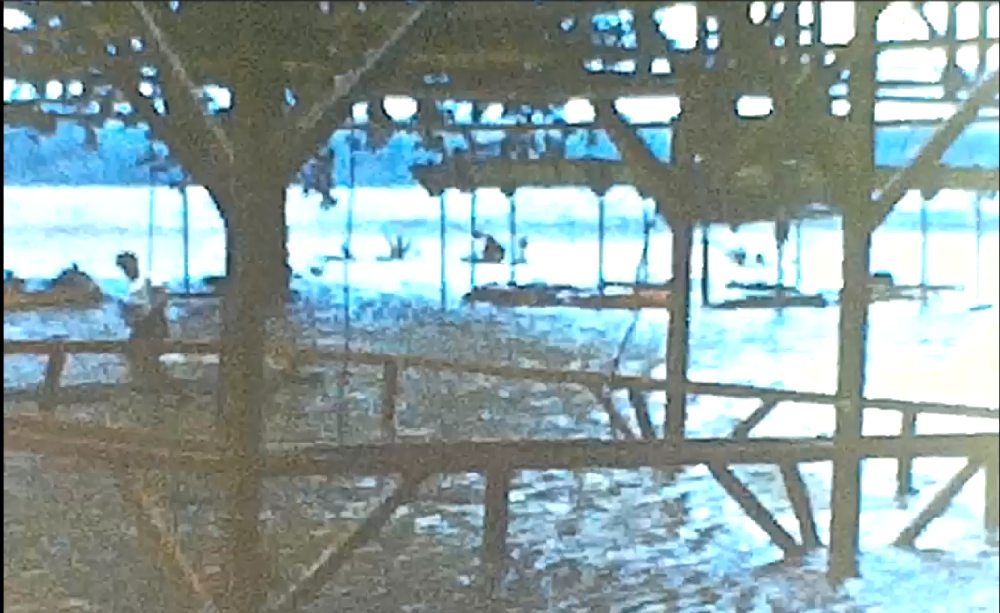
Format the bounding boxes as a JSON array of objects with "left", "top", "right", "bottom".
[
  {"left": 974, "top": 192, "right": 982, "bottom": 305},
  {"left": 381, "top": 359, "right": 399, "bottom": 443},
  {"left": 700, "top": 223, "right": 710, "bottom": 305},
  {"left": 920, "top": 195, "right": 929, "bottom": 305},
  {"left": 440, "top": 192, "right": 447, "bottom": 310},
  {"left": 181, "top": 184, "right": 191, "bottom": 294},
  {"left": 986, "top": 443, "right": 999, "bottom": 544},
  {"left": 598, "top": 192, "right": 606, "bottom": 293},
  {"left": 483, "top": 464, "right": 512, "bottom": 599},
  {"left": 147, "top": 167, "right": 155, "bottom": 283},
  {"left": 470, "top": 191, "right": 478, "bottom": 290},
  {"left": 508, "top": 192, "right": 517, "bottom": 286},
  {"left": 40, "top": 338, "right": 67, "bottom": 413},
  {"left": 896, "top": 411, "right": 916, "bottom": 500},
  {"left": 795, "top": 219, "right": 803, "bottom": 289},
  {"left": 829, "top": 2, "right": 878, "bottom": 583},
  {"left": 666, "top": 221, "right": 693, "bottom": 442}
]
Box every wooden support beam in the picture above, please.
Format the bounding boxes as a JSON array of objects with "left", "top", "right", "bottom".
[
  {"left": 588, "top": 384, "right": 638, "bottom": 441},
  {"left": 709, "top": 465, "right": 803, "bottom": 557},
  {"left": 829, "top": 2, "right": 878, "bottom": 582},
  {"left": 779, "top": 464, "right": 822, "bottom": 550},
  {"left": 872, "top": 70, "right": 1000, "bottom": 227},
  {"left": 700, "top": 224, "right": 711, "bottom": 306},
  {"left": 482, "top": 464, "right": 513, "bottom": 599},
  {"left": 263, "top": 434, "right": 1000, "bottom": 478},
  {"left": 897, "top": 412, "right": 918, "bottom": 500},
  {"left": 731, "top": 399, "right": 780, "bottom": 440},
  {"left": 986, "top": 451, "right": 1000, "bottom": 543},
  {"left": 39, "top": 341, "right": 67, "bottom": 413},
  {"left": 665, "top": 222, "right": 693, "bottom": 441},
  {"left": 117, "top": 472, "right": 220, "bottom": 613},
  {"left": 726, "top": 399, "right": 821, "bottom": 550},
  {"left": 381, "top": 359, "right": 399, "bottom": 443},
  {"left": 4, "top": 414, "right": 223, "bottom": 455},
  {"left": 5, "top": 340, "right": 998, "bottom": 421},
  {"left": 268, "top": 471, "right": 427, "bottom": 613},
  {"left": 3, "top": 428, "right": 225, "bottom": 474},
  {"left": 894, "top": 458, "right": 983, "bottom": 547}
]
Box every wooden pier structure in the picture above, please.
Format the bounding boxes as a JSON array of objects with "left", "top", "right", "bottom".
[{"left": 4, "top": 2, "right": 1000, "bottom": 612}]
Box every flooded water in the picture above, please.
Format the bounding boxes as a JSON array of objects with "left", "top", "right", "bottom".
[{"left": 4, "top": 185, "right": 999, "bottom": 611}]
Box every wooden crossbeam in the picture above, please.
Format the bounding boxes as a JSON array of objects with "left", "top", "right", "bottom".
[
  {"left": 588, "top": 384, "right": 638, "bottom": 440},
  {"left": 893, "top": 458, "right": 984, "bottom": 547},
  {"left": 267, "top": 471, "right": 427, "bottom": 613},
  {"left": 6, "top": 339, "right": 998, "bottom": 421},
  {"left": 116, "top": 472, "right": 220, "bottom": 613},
  {"left": 709, "top": 465, "right": 802, "bottom": 557},
  {"left": 871, "top": 70, "right": 1000, "bottom": 227},
  {"left": 265, "top": 434, "right": 1000, "bottom": 477},
  {"left": 726, "top": 399, "right": 821, "bottom": 550}
]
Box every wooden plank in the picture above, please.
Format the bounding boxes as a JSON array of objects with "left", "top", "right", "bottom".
[
  {"left": 263, "top": 434, "right": 1000, "bottom": 477},
  {"left": 268, "top": 472, "right": 427, "bottom": 613},
  {"left": 5, "top": 342, "right": 997, "bottom": 421},
  {"left": 482, "top": 464, "right": 513, "bottom": 598},
  {"left": 708, "top": 464, "right": 802, "bottom": 557},
  {"left": 4, "top": 414, "right": 223, "bottom": 455},
  {"left": 4, "top": 429, "right": 226, "bottom": 474},
  {"left": 894, "top": 458, "right": 983, "bottom": 547}
]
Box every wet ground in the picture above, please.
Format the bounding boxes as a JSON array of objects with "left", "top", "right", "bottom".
[
  {"left": 4, "top": 291, "right": 999, "bottom": 612},
  {"left": 4, "top": 185, "right": 999, "bottom": 610}
]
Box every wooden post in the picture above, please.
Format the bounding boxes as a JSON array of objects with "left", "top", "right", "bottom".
[
  {"left": 829, "top": 2, "right": 878, "bottom": 583},
  {"left": 440, "top": 193, "right": 447, "bottom": 310},
  {"left": 974, "top": 192, "right": 982, "bottom": 305},
  {"left": 896, "top": 411, "right": 916, "bottom": 500},
  {"left": 508, "top": 192, "right": 517, "bottom": 286},
  {"left": 700, "top": 223, "right": 710, "bottom": 305},
  {"left": 147, "top": 165, "right": 155, "bottom": 282},
  {"left": 986, "top": 448, "right": 999, "bottom": 543},
  {"left": 666, "top": 221, "right": 693, "bottom": 442},
  {"left": 598, "top": 192, "right": 606, "bottom": 293},
  {"left": 381, "top": 359, "right": 399, "bottom": 443},
  {"left": 482, "top": 464, "right": 512, "bottom": 598},
  {"left": 181, "top": 184, "right": 191, "bottom": 294},
  {"left": 795, "top": 219, "right": 803, "bottom": 290},
  {"left": 470, "top": 191, "right": 478, "bottom": 290},
  {"left": 40, "top": 340, "right": 67, "bottom": 413},
  {"left": 920, "top": 195, "right": 929, "bottom": 306}
]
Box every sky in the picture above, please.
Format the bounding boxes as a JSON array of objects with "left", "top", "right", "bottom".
[{"left": 4, "top": 2, "right": 999, "bottom": 123}]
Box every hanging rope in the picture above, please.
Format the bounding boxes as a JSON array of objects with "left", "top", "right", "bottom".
[
  {"left": 336, "top": 128, "right": 358, "bottom": 442},
  {"left": 597, "top": 202, "right": 658, "bottom": 441}
]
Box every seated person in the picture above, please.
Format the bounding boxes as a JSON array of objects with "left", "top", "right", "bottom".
[
  {"left": 481, "top": 234, "right": 506, "bottom": 263},
  {"left": 115, "top": 251, "right": 168, "bottom": 383}
]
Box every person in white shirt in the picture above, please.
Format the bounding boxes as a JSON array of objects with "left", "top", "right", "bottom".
[{"left": 115, "top": 251, "right": 168, "bottom": 385}]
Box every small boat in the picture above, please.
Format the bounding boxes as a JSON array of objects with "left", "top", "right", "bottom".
[
  {"left": 463, "top": 280, "right": 673, "bottom": 310},
  {"left": 713, "top": 285, "right": 829, "bottom": 310},
  {"left": 3, "top": 265, "right": 104, "bottom": 311}
]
